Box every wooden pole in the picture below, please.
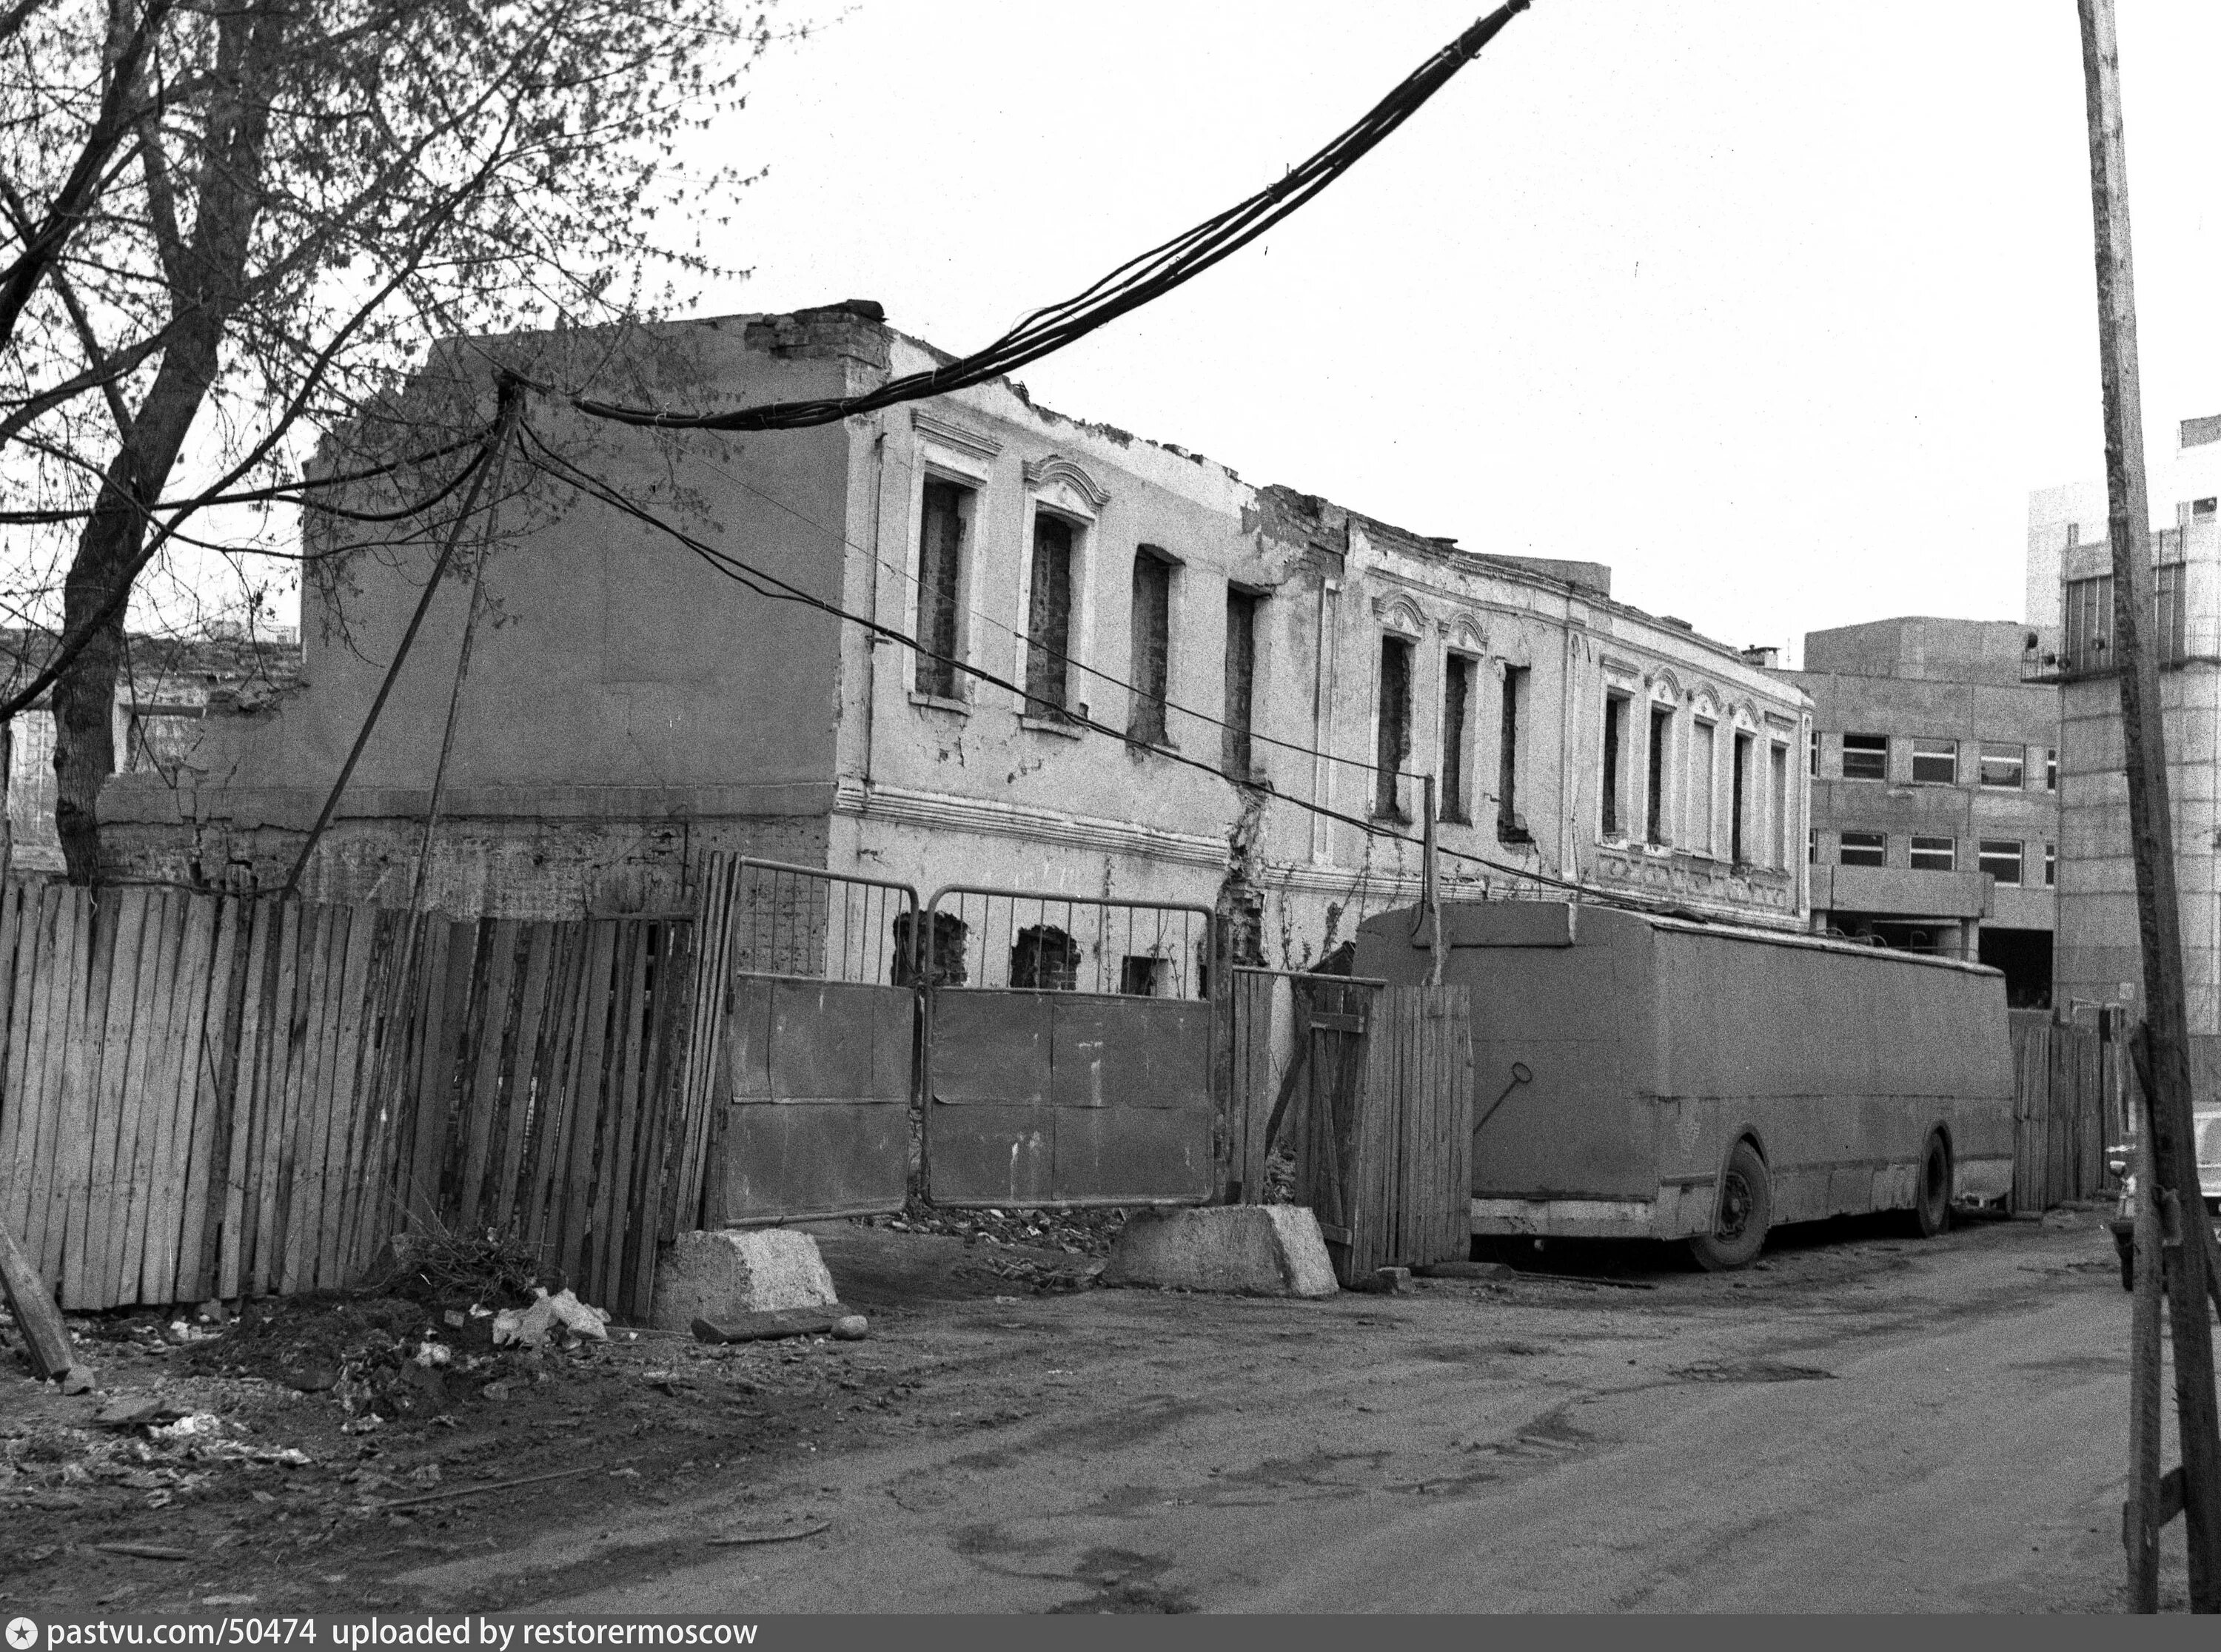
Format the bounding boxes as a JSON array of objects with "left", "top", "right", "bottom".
[
  {"left": 1421, "top": 774, "right": 1444, "bottom": 988},
  {"left": 2128, "top": 1081, "right": 2165, "bottom": 1610},
  {"left": 2079, "top": 0, "right": 2221, "bottom": 1611}
]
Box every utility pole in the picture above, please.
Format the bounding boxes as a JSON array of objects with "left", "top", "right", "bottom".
[{"left": 2077, "top": 0, "right": 2221, "bottom": 1611}]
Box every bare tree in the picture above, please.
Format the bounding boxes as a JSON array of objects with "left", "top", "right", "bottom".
[{"left": 0, "top": 0, "right": 785, "bottom": 879}]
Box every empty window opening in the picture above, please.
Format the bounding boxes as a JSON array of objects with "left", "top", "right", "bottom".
[
  {"left": 1769, "top": 743, "right": 1790, "bottom": 869},
  {"left": 1689, "top": 719, "right": 1717, "bottom": 854},
  {"left": 916, "top": 479, "right": 971, "bottom": 697},
  {"left": 1730, "top": 731, "right": 1752, "bottom": 863},
  {"left": 1910, "top": 738, "right": 1957, "bottom": 785},
  {"left": 1025, "top": 513, "right": 1076, "bottom": 719},
  {"left": 892, "top": 910, "right": 969, "bottom": 987},
  {"left": 1129, "top": 550, "right": 1173, "bottom": 745},
  {"left": 1647, "top": 705, "right": 1672, "bottom": 845},
  {"left": 1120, "top": 956, "right": 1168, "bottom": 996},
  {"left": 1375, "top": 635, "right": 1413, "bottom": 819},
  {"left": 1444, "top": 656, "right": 1477, "bottom": 824},
  {"left": 1978, "top": 742, "right": 2025, "bottom": 790},
  {"left": 1498, "top": 665, "right": 1531, "bottom": 842},
  {"left": 1601, "top": 692, "right": 1629, "bottom": 838},
  {"left": 1839, "top": 830, "right": 1888, "bottom": 868},
  {"left": 1909, "top": 836, "right": 1957, "bottom": 873},
  {"left": 1223, "top": 589, "right": 1259, "bottom": 778},
  {"left": 1011, "top": 924, "right": 1079, "bottom": 990},
  {"left": 1840, "top": 732, "right": 1889, "bottom": 781}
]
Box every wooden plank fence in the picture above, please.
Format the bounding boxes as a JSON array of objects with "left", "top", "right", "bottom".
[
  {"left": 0, "top": 884, "right": 698, "bottom": 1318},
  {"left": 2009, "top": 1008, "right": 2111, "bottom": 1214},
  {"left": 1228, "top": 970, "right": 1473, "bottom": 1284}
]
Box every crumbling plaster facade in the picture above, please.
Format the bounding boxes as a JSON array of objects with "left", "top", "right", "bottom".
[{"left": 102, "top": 305, "right": 1809, "bottom": 953}]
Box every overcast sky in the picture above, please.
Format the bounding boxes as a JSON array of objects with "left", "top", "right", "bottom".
[{"left": 667, "top": 0, "right": 2221, "bottom": 668}]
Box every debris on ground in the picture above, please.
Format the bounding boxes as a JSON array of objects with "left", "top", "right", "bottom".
[
  {"left": 952, "top": 1254, "right": 1106, "bottom": 1295},
  {"left": 492, "top": 1288, "right": 611, "bottom": 1349},
  {"left": 872, "top": 1199, "right": 1128, "bottom": 1256}
]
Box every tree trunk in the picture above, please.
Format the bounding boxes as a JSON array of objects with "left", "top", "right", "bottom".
[{"left": 50, "top": 0, "right": 284, "bottom": 882}]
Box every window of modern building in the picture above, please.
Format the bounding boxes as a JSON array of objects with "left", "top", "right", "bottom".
[
  {"left": 1444, "top": 655, "right": 1478, "bottom": 824},
  {"left": 915, "top": 478, "right": 973, "bottom": 698},
  {"left": 1808, "top": 728, "right": 1818, "bottom": 776},
  {"left": 1498, "top": 665, "right": 1531, "bottom": 842},
  {"left": 1600, "top": 690, "right": 1628, "bottom": 838},
  {"left": 1978, "top": 742, "right": 2025, "bottom": 790},
  {"left": 2195, "top": 498, "right": 2217, "bottom": 518},
  {"left": 1806, "top": 827, "right": 1817, "bottom": 865},
  {"left": 2064, "top": 572, "right": 2114, "bottom": 673},
  {"left": 1128, "top": 549, "right": 1173, "bottom": 745},
  {"left": 2045, "top": 842, "right": 2056, "bottom": 887},
  {"left": 1689, "top": 719, "right": 1717, "bottom": 856},
  {"left": 1839, "top": 830, "right": 1887, "bottom": 867},
  {"left": 1909, "top": 836, "right": 1957, "bottom": 872},
  {"left": 1025, "top": 512, "right": 1077, "bottom": 719},
  {"left": 1910, "top": 738, "right": 1957, "bottom": 785},
  {"left": 2046, "top": 747, "right": 2057, "bottom": 791},
  {"left": 1374, "top": 634, "right": 1413, "bottom": 819},
  {"left": 1647, "top": 705, "right": 1672, "bottom": 845},
  {"left": 1222, "top": 589, "right": 1259, "bottom": 778},
  {"left": 2156, "top": 560, "right": 2188, "bottom": 664},
  {"left": 1731, "top": 731, "right": 1753, "bottom": 864},
  {"left": 1770, "top": 742, "right": 1790, "bottom": 870},
  {"left": 1978, "top": 839, "right": 2024, "bottom": 886},
  {"left": 1840, "top": 732, "right": 1888, "bottom": 780}
]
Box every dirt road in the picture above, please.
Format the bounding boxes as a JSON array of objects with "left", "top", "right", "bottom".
[
  {"left": 396, "top": 1209, "right": 2165, "bottom": 1614},
  {"left": 2, "top": 1206, "right": 2184, "bottom": 1614}
]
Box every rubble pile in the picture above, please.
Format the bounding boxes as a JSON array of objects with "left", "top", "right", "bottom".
[{"left": 871, "top": 1199, "right": 1128, "bottom": 1256}]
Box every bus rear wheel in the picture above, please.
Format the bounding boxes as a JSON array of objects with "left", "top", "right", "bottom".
[
  {"left": 1907, "top": 1130, "right": 1951, "bottom": 1238},
  {"left": 1690, "top": 1141, "right": 1770, "bottom": 1272}
]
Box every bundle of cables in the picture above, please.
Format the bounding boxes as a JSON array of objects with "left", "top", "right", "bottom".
[{"left": 571, "top": 0, "right": 1532, "bottom": 433}]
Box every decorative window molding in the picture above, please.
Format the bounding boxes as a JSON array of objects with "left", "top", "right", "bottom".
[
  {"left": 1443, "top": 611, "right": 1489, "bottom": 654},
  {"left": 1648, "top": 672, "right": 1681, "bottom": 705},
  {"left": 1021, "top": 454, "right": 1110, "bottom": 507},
  {"left": 911, "top": 409, "right": 1002, "bottom": 462},
  {"left": 1370, "top": 592, "right": 1428, "bottom": 637}
]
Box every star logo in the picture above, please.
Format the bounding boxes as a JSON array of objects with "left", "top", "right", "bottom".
[{"left": 7, "top": 1617, "right": 39, "bottom": 1651}]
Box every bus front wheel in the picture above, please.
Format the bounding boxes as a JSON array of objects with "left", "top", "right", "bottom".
[
  {"left": 1907, "top": 1130, "right": 1952, "bottom": 1238},
  {"left": 1690, "top": 1141, "right": 1771, "bottom": 1272}
]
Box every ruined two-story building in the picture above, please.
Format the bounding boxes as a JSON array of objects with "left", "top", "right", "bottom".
[{"left": 100, "top": 303, "right": 1810, "bottom": 963}]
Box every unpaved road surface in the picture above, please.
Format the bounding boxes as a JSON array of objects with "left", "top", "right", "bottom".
[
  {"left": 411, "top": 1210, "right": 2173, "bottom": 1614},
  {"left": 4, "top": 1207, "right": 2195, "bottom": 1614}
]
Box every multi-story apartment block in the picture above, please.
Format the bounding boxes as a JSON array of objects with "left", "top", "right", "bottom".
[
  {"left": 2027, "top": 414, "right": 2221, "bottom": 1074},
  {"left": 1778, "top": 619, "right": 2057, "bottom": 1007},
  {"left": 101, "top": 303, "right": 1810, "bottom": 958}
]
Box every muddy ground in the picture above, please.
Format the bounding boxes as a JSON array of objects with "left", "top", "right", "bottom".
[{"left": 0, "top": 1203, "right": 2183, "bottom": 1615}]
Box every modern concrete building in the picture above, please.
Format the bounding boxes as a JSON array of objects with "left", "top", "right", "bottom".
[
  {"left": 100, "top": 303, "right": 1811, "bottom": 959},
  {"left": 2028, "top": 414, "right": 2221, "bottom": 1072},
  {"left": 1777, "top": 618, "right": 2057, "bottom": 1007}
]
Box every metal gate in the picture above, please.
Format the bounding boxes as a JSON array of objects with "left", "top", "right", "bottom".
[
  {"left": 921, "top": 886, "right": 1215, "bottom": 1207},
  {"left": 695, "top": 855, "right": 919, "bottom": 1226}
]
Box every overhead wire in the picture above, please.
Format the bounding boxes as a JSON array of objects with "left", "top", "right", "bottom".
[
  {"left": 517, "top": 424, "right": 1690, "bottom": 917},
  {"left": 566, "top": 1, "right": 1534, "bottom": 434}
]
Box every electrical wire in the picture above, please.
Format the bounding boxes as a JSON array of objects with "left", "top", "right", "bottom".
[
  {"left": 0, "top": 428, "right": 498, "bottom": 525},
  {"left": 568, "top": 1, "right": 1534, "bottom": 434},
  {"left": 518, "top": 426, "right": 1692, "bottom": 917}
]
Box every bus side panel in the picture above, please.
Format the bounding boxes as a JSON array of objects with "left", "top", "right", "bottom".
[
  {"left": 1464, "top": 929, "right": 1658, "bottom": 1202},
  {"left": 1654, "top": 930, "right": 2014, "bottom": 1223}
]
